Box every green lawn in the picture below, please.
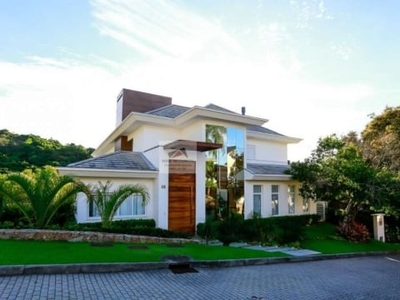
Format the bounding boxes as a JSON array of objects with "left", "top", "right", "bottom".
[
  {"left": 300, "top": 223, "right": 400, "bottom": 254},
  {"left": 0, "top": 240, "right": 288, "bottom": 265}
]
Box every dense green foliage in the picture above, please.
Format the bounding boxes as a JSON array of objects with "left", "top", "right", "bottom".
[
  {"left": 0, "top": 166, "right": 89, "bottom": 228},
  {"left": 0, "top": 129, "right": 93, "bottom": 173},
  {"left": 362, "top": 106, "right": 400, "bottom": 172},
  {"left": 65, "top": 219, "right": 191, "bottom": 238},
  {"left": 301, "top": 223, "right": 400, "bottom": 253},
  {"left": 288, "top": 106, "right": 400, "bottom": 242},
  {"left": 197, "top": 214, "right": 320, "bottom": 246}
]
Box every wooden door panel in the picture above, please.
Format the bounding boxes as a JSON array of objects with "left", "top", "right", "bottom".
[{"left": 168, "top": 160, "right": 196, "bottom": 234}]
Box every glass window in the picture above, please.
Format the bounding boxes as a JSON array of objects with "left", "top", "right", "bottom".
[
  {"left": 205, "top": 124, "right": 245, "bottom": 217},
  {"left": 89, "top": 193, "right": 145, "bottom": 218},
  {"left": 271, "top": 185, "right": 279, "bottom": 216},
  {"left": 288, "top": 185, "right": 295, "bottom": 214},
  {"left": 253, "top": 185, "right": 262, "bottom": 216}
]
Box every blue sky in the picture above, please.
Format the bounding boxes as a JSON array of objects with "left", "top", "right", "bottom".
[{"left": 0, "top": 0, "right": 399, "bottom": 161}]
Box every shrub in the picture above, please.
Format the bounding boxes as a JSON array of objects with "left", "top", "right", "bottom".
[
  {"left": 196, "top": 216, "right": 220, "bottom": 243},
  {"left": 242, "top": 215, "right": 320, "bottom": 245},
  {"left": 217, "top": 213, "right": 244, "bottom": 246},
  {"left": 337, "top": 221, "right": 370, "bottom": 243},
  {"left": 62, "top": 219, "right": 190, "bottom": 238},
  {"left": 68, "top": 219, "right": 156, "bottom": 233}
]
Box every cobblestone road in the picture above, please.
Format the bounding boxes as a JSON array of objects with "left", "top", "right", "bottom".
[{"left": 1, "top": 255, "right": 399, "bottom": 299}]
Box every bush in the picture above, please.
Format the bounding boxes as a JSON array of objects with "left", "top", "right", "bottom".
[
  {"left": 63, "top": 219, "right": 190, "bottom": 239},
  {"left": 242, "top": 214, "right": 320, "bottom": 245},
  {"left": 337, "top": 221, "right": 370, "bottom": 243},
  {"left": 196, "top": 216, "right": 220, "bottom": 242},
  {"left": 68, "top": 219, "right": 156, "bottom": 233},
  {"left": 217, "top": 213, "right": 244, "bottom": 246}
]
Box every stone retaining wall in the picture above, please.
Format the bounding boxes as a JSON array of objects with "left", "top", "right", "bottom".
[{"left": 0, "top": 229, "right": 197, "bottom": 244}]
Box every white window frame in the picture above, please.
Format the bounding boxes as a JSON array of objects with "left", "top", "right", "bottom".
[
  {"left": 253, "top": 185, "right": 262, "bottom": 216},
  {"left": 271, "top": 185, "right": 279, "bottom": 216}
]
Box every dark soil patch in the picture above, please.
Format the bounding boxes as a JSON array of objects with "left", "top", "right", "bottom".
[{"left": 169, "top": 263, "right": 198, "bottom": 274}]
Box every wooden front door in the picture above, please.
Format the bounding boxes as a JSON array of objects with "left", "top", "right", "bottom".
[{"left": 168, "top": 160, "right": 196, "bottom": 234}]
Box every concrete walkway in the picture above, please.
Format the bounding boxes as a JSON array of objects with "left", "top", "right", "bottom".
[{"left": 228, "top": 242, "right": 321, "bottom": 256}]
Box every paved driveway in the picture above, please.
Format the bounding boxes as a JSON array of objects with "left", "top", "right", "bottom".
[{"left": 1, "top": 255, "right": 399, "bottom": 299}]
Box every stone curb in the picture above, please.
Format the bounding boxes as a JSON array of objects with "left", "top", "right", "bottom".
[{"left": 1, "top": 251, "right": 399, "bottom": 277}]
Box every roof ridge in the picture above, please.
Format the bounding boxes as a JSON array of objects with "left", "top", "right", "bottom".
[
  {"left": 146, "top": 104, "right": 190, "bottom": 114},
  {"left": 203, "top": 103, "right": 238, "bottom": 114}
]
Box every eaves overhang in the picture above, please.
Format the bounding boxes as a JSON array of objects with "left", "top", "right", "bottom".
[
  {"left": 249, "top": 174, "right": 293, "bottom": 181},
  {"left": 92, "top": 113, "right": 175, "bottom": 157},
  {"left": 93, "top": 106, "right": 269, "bottom": 157},
  {"left": 164, "top": 140, "right": 222, "bottom": 152},
  {"left": 247, "top": 130, "right": 302, "bottom": 144},
  {"left": 57, "top": 167, "right": 158, "bottom": 179},
  {"left": 175, "top": 107, "right": 268, "bottom": 127}
]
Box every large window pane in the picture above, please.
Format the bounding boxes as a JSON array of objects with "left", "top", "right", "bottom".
[
  {"left": 253, "top": 185, "right": 262, "bottom": 216},
  {"left": 271, "top": 185, "right": 279, "bottom": 216}
]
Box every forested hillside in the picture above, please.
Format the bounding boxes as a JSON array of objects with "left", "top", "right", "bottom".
[{"left": 0, "top": 129, "right": 94, "bottom": 173}]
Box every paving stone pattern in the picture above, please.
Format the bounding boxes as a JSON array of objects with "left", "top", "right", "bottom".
[{"left": 1, "top": 255, "right": 400, "bottom": 299}]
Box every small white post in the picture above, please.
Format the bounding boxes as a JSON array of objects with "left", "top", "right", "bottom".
[{"left": 371, "top": 213, "right": 385, "bottom": 242}]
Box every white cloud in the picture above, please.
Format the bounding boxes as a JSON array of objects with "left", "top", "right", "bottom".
[
  {"left": 90, "top": 0, "right": 241, "bottom": 60},
  {"left": 0, "top": 0, "right": 378, "bottom": 162}
]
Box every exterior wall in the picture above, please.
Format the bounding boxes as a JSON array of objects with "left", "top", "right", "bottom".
[
  {"left": 244, "top": 180, "right": 316, "bottom": 219},
  {"left": 130, "top": 125, "right": 179, "bottom": 153},
  {"left": 75, "top": 177, "right": 155, "bottom": 224},
  {"left": 246, "top": 138, "right": 288, "bottom": 164},
  {"left": 180, "top": 120, "right": 205, "bottom": 141}
]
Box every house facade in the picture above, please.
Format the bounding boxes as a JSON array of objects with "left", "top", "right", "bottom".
[{"left": 58, "top": 89, "right": 316, "bottom": 234}]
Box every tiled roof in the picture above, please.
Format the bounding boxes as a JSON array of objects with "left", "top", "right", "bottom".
[
  {"left": 145, "top": 103, "right": 284, "bottom": 138},
  {"left": 203, "top": 103, "right": 238, "bottom": 114},
  {"left": 247, "top": 163, "right": 290, "bottom": 175},
  {"left": 68, "top": 151, "right": 157, "bottom": 171},
  {"left": 146, "top": 104, "right": 190, "bottom": 118},
  {"left": 247, "top": 125, "right": 285, "bottom": 137}
]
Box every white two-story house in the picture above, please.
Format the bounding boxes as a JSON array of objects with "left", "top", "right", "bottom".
[{"left": 58, "top": 89, "right": 316, "bottom": 234}]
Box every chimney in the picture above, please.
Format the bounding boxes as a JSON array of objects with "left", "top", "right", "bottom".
[
  {"left": 241, "top": 106, "right": 246, "bottom": 115},
  {"left": 115, "top": 89, "right": 172, "bottom": 152},
  {"left": 116, "top": 89, "right": 172, "bottom": 125}
]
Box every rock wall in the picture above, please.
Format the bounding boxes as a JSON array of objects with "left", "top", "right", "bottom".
[{"left": 0, "top": 229, "right": 197, "bottom": 244}]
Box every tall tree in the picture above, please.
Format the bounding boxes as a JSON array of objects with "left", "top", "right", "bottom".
[
  {"left": 288, "top": 135, "right": 377, "bottom": 224},
  {"left": 0, "top": 166, "right": 89, "bottom": 228},
  {"left": 362, "top": 106, "right": 400, "bottom": 171}
]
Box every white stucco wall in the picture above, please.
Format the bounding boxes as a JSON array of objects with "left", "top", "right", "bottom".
[{"left": 246, "top": 138, "right": 288, "bottom": 164}]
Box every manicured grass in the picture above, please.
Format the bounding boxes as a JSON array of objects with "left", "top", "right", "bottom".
[
  {"left": 0, "top": 240, "right": 288, "bottom": 265},
  {"left": 300, "top": 223, "right": 400, "bottom": 254}
]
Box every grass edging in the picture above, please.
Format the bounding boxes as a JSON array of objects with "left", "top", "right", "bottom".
[{"left": 1, "top": 250, "right": 399, "bottom": 277}]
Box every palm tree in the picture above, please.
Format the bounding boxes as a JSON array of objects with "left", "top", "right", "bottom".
[
  {"left": 0, "top": 166, "right": 89, "bottom": 228},
  {"left": 89, "top": 181, "right": 150, "bottom": 229}
]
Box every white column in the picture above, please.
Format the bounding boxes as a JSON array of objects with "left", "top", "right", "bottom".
[{"left": 372, "top": 213, "right": 385, "bottom": 242}]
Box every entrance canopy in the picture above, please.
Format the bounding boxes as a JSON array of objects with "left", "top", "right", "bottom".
[{"left": 164, "top": 139, "right": 222, "bottom": 152}]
